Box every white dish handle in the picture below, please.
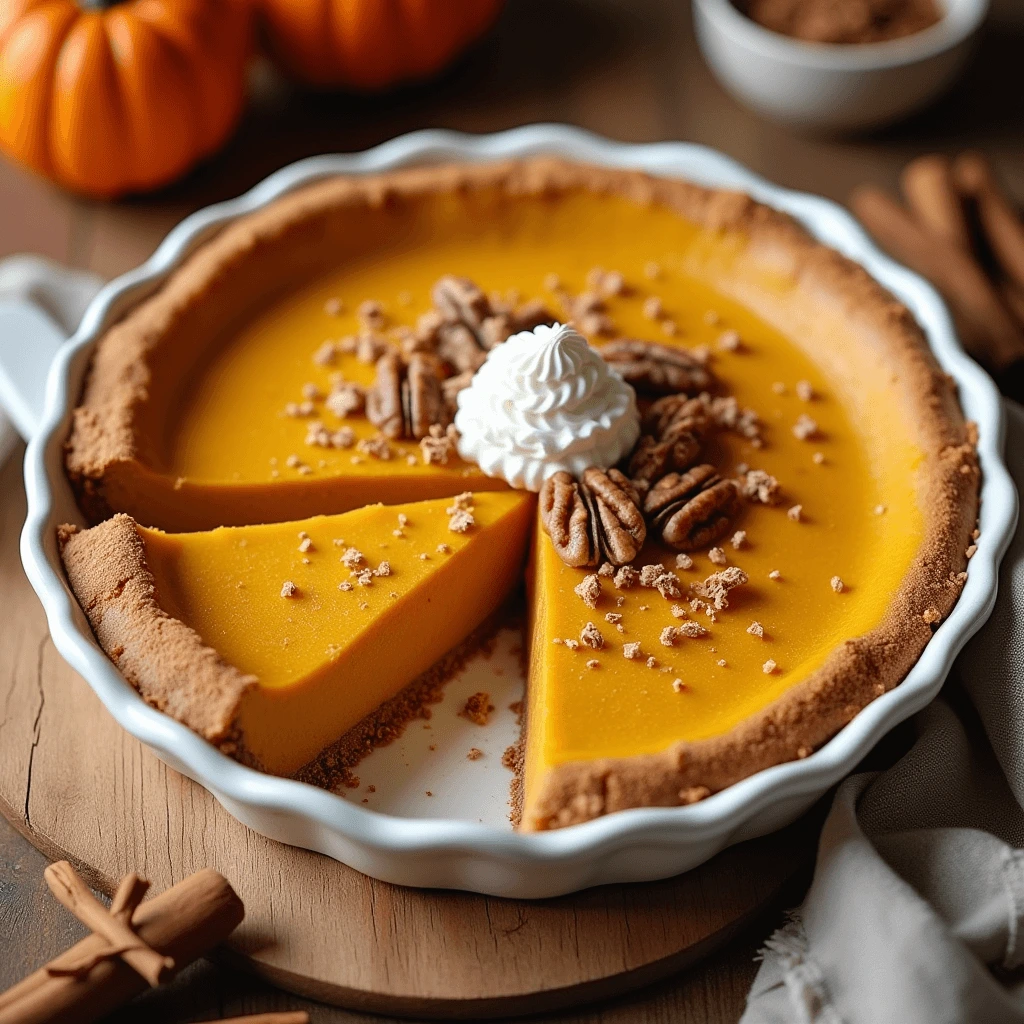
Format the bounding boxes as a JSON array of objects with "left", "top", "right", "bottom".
[{"left": 0, "top": 256, "right": 103, "bottom": 463}]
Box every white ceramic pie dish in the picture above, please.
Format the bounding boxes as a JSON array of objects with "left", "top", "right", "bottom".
[{"left": 3, "top": 125, "right": 1017, "bottom": 898}]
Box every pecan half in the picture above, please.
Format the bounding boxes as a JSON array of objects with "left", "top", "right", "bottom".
[
  {"left": 441, "top": 369, "right": 475, "bottom": 419},
  {"left": 602, "top": 339, "right": 713, "bottom": 395},
  {"left": 402, "top": 353, "right": 448, "bottom": 439},
  {"left": 365, "top": 352, "right": 404, "bottom": 439},
  {"left": 644, "top": 464, "right": 741, "bottom": 551},
  {"left": 581, "top": 467, "right": 646, "bottom": 566},
  {"left": 432, "top": 276, "right": 491, "bottom": 339},
  {"left": 628, "top": 431, "right": 701, "bottom": 492},
  {"left": 540, "top": 472, "right": 594, "bottom": 567},
  {"left": 436, "top": 322, "right": 486, "bottom": 374},
  {"left": 643, "top": 393, "right": 712, "bottom": 440}
]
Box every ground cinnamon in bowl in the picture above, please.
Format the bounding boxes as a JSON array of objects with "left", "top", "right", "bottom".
[{"left": 736, "top": 0, "right": 942, "bottom": 44}]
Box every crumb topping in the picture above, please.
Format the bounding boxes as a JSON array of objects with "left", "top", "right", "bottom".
[
  {"left": 741, "top": 469, "right": 780, "bottom": 505},
  {"left": 708, "top": 547, "right": 727, "bottom": 566},
  {"left": 280, "top": 580, "right": 298, "bottom": 598},
  {"left": 731, "top": 530, "right": 747, "bottom": 550},
  {"left": 580, "top": 622, "right": 605, "bottom": 650},
  {"left": 460, "top": 692, "right": 494, "bottom": 726},
  {"left": 793, "top": 414, "right": 818, "bottom": 441},
  {"left": 831, "top": 576, "right": 845, "bottom": 593},
  {"left": 747, "top": 621, "right": 765, "bottom": 638},
  {"left": 467, "top": 748, "right": 484, "bottom": 761},
  {"left": 763, "top": 659, "right": 777, "bottom": 674},
  {"left": 675, "top": 553, "right": 694, "bottom": 570},
  {"left": 614, "top": 566, "right": 639, "bottom": 590},
  {"left": 340, "top": 547, "right": 365, "bottom": 569},
  {"left": 448, "top": 509, "right": 475, "bottom": 533},
  {"left": 574, "top": 574, "right": 602, "bottom": 609},
  {"left": 691, "top": 566, "right": 749, "bottom": 611},
  {"left": 623, "top": 642, "right": 642, "bottom": 660},
  {"left": 787, "top": 504, "right": 803, "bottom": 522}
]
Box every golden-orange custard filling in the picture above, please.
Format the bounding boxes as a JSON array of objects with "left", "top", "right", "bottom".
[{"left": 126, "top": 185, "right": 927, "bottom": 796}]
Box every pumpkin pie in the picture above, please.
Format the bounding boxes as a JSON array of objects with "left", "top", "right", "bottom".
[
  {"left": 60, "top": 159, "right": 979, "bottom": 828},
  {"left": 59, "top": 491, "right": 534, "bottom": 777}
]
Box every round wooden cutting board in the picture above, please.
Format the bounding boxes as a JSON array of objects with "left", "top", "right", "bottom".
[{"left": 0, "top": 446, "right": 817, "bottom": 1019}]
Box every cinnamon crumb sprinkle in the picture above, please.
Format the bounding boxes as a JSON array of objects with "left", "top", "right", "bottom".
[
  {"left": 623, "top": 642, "right": 642, "bottom": 660},
  {"left": 586, "top": 659, "right": 600, "bottom": 670},
  {"left": 813, "top": 452, "right": 825, "bottom": 465},
  {"left": 741, "top": 469, "right": 780, "bottom": 505},
  {"left": 771, "top": 381, "right": 786, "bottom": 395},
  {"left": 419, "top": 553, "right": 429, "bottom": 560},
  {"left": 598, "top": 561, "right": 615, "bottom": 577},
  {"left": 467, "top": 748, "right": 484, "bottom": 761},
  {"left": 922, "top": 607, "right": 941, "bottom": 625},
  {"left": 966, "top": 544, "right": 977, "bottom": 558},
  {"left": 353, "top": 569, "right": 374, "bottom": 587},
  {"left": 731, "top": 530, "right": 747, "bottom": 550},
  {"left": 302, "top": 382, "right": 322, "bottom": 402},
  {"left": 356, "top": 435, "right": 392, "bottom": 461},
  {"left": 448, "top": 509, "right": 475, "bottom": 533},
  {"left": 280, "top": 581, "right": 298, "bottom": 598},
  {"left": 719, "top": 330, "right": 742, "bottom": 352},
  {"left": 874, "top": 504, "right": 887, "bottom": 515},
  {"left": 614, "top": 566, "right": 639, "bottom": 589},
  {"left": 563, "top": 639, "right": 580, "bottom": 650},
  {"left": 324, "top": 297, "right": 343, "bottom": 316},
  {"left": 397, "top": 513, "right": 408, "bottom": 527},
  {"left": 501, "top": 746, "right": 517, "bottom": 769},
  {"left": 661, "top": 319, "right": 678, "bottom": 336},
  {"left": 768, "top": 570, "right": 781, "bottom": 581},
  {"left": 340, "top": 547, "right": 365, "bottom": 569},
  {"left": 460, "top": 692, "right": 494, "bottom": 726},
  {"left": 544, "top": 272, "right": 562, "bottom": 291},
  {"left": 338, "top": 581, "right": 353, "bottom": 592},
  {"left": 639, "top": 564, "right": 664, "bottom": 587},
  {"left": 793, "top": 414, "right": 818, "bottom": 441},
  {"left": 392, "top": 529, "right": 404, "bottom": 538},
  {"left": 605, "top": 612, "right": 623, "bottom": 624},
  {"left": 787, "top": 504, "right": 803, "bottom": 522},
  {"left": 644, "top": 261, "right": 661, "bottom": 279},
  {"left": 691, "top": 566, "right": 748, "bottom": 611},
  {"left": 646, "top": 656, "right": 658, "bottom": 669},
  {"left": 448, "top": 491, "right": 474, "bottom": 511},
  {"left": 672, "top": 679, "right": 686, "bottom": 693},
  {"left": 675, "top": 553, "right": 693, "bottom": 570},
  {"left": 580, "top": 622, "right": 605, "bottom": 650},
  {"left": 763, "top": 659, "right": 777, "bottom": 674},
  {"left": 747, "top": 621, "right": 765, "bottom": 638},
  {"left": 437, "top": 543, "right": 451, "bottom": 554},
  {"left": 574, "top": 574, "right": 602, "bottom": 609},
  {"left": 407, "top": 454, "right": 418, "bottom": 466},
  {"left": 717, "top": 659, "right": 727, "bottom": 667},
  {"left": 796, "top": 380, "right": 814, "bottom": 401},
  {"left": 373, "top": 561, "right": 391, "bottom": 577},
  {"left": 654, "top": 572, "right": 683, "bottom": 599},
  {"left": 642, "top": 296, "right": 663, "bottom": 320},
  {"left": 831, "top": 576, "right": 845, "bottom": 593},
  {"left": 708, "top": 547, "right": 727, "bottom": 566},
  {"left": 298, "top": 537, "right": 313, "bottom": 553},
  {"left": 704, "top": 309, "right": 721, "bottom": 326},
  {"left": 313, "top": 340, "right": 338, "bottom": 366},
  {"left": 670, "top": 604, "right": 688, "bottom": 619}
]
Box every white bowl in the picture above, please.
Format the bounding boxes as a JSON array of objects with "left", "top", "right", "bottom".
[
  {"left": 693, "top": 0, "right": 990, "bottom": 132},
  {"left": 6, "top": 125, "right": 1017, "bottom": 898}
]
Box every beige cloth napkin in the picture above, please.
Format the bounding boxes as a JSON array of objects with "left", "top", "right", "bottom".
[{"left": 743, "top": 402, "right": 1024, "bottom": 1024}]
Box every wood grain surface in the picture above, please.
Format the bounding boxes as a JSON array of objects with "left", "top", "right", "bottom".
[{"left": 1, "top": 0, "right": 1022, "bottom": 1020}]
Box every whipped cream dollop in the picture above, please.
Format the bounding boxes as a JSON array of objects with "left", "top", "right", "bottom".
[{"left": 455, "top": 323, "right": 640, "bottom": 491}]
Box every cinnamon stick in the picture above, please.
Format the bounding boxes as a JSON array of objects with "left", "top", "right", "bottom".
[
  {"left": 901, "top": 154, "right": 973, "bottom": 251},
  {"left": 850, "top": 185, "right": 1024, "bottom": 370},
  {"left": 0, "top": 868, "right": 244, "bottom": 1024},
  {"left": 43, "top": 861, "right": 173, "bottom": 986},
  {"left": 212, "top": 1014, "right": 310, "bottom": 1024},
  {"left": 954, "top": 151, "right": 1024, "bottom": 292}
]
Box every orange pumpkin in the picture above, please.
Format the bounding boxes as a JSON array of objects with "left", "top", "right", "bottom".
[
  {"left": 258, "top": 0, "right": 503, "bottom": 90},
  {"left": 0, "top": 0, "right": 252, "bottom": 198}
]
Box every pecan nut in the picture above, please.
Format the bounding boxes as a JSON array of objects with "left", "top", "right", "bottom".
[
  {"left": 402, "top": 353, "right": 449, "bottom": 439},
  {"left": 602, "top": 339, "right": 713, "bottom": 395},
  {"left": 644, "top": 464, "right": 741, "bottom": 551},
  {"left": 581, "top": 467, "right": 646, "bottom": 566},
  {"left": 365, "top": 351, "right": 404, "bottom": 439},
  {"left": 643, "top": 393, "right": 711, "bottom": 440},
  {"left": 628, "top": 431, "right": 701, "bottom": 492},
  {"left": 540, "top": 472, "right": 594, "bottom": 567},
  {"left": 432, "top": 275, "right": 492, "bottom": 338},
  {"left": 436, "top": 322, "right": 487, "bottom": 374}
]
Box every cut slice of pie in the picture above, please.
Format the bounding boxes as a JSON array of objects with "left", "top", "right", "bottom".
[{"left": 59, "top": 491, "right": 534, "bottom": 777}]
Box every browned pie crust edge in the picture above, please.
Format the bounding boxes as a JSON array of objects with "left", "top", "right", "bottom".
[{"left": 60, "top": 158, "right": 980, "bottom": 829}]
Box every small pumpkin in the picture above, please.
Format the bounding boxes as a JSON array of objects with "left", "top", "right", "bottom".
[
  {"left": 258, "top": 0, "right": 503, "bottom": 90},
  {"left": 0, "top": 0, "right": 252, "bottom": 198}
]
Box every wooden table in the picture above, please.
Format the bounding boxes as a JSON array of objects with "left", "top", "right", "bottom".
[{"left": 1, "top": 0, "right": 1021, "bottom": 1019}]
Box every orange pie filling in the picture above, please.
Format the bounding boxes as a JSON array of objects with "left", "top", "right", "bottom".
[{"left": 61, "top": 163, "right": 976, "bottom": 827}]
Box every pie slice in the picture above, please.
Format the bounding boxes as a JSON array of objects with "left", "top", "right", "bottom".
[{"left": 59, "top": 491, "right": 534, "bottom": 777}]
